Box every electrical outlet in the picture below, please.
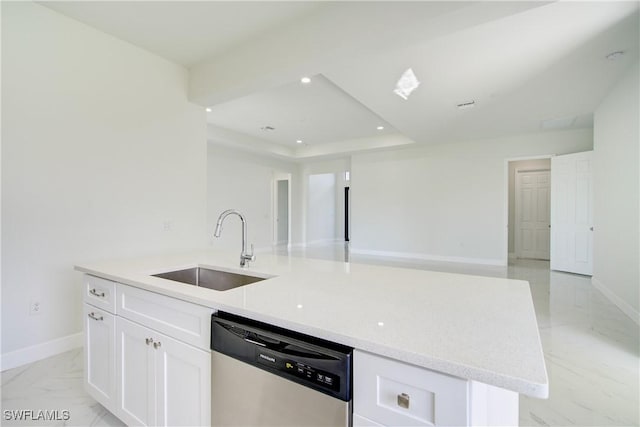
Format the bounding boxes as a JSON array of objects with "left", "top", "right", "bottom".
[
  {"left": 30, "top": 300, "right": 42, "bottom": 316},
  {"left": 163, "top": 220, "right": 173, "bottom": 231}
]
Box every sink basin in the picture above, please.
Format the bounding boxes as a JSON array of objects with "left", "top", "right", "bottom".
[{"left": 152, "top": 267, "right": 266, "bottom": 291}]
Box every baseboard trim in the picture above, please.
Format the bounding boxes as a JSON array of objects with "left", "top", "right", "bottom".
[
  {"left": 303, "top": 239, "right": 343, "bottom": 247},
  {"left": 1, "top": 333, "right": 83, "bottom": 372},
  {"left": 592, "top": 277, "right": 640, "bottom": 326},
  {"left": 350, "top": 248, "right": 505, "bottom": 266}
]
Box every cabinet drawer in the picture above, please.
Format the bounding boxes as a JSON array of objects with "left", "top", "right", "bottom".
[
  {"left": 354, "top": 350, "right": 469, "bottom": 426},
  {"left": 354, "top": 413, "right": 385, "bottom": 426},
  {"left": 117, "top": 284, "right": 212, "bottom": 350},
  {"left": 84, "top": 275, "right": 116, "bottom": 313}
]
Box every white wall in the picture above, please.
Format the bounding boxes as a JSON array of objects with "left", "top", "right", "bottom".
[
  {"left": 1, "top": 3, "right": 207, "bottom": 366},
  {"left": 207, "top": 144, "right": 300, "bottom": 252},
  {"left": 508, "top": 158, "right": 551, "bottom": 254},
  {"left": 593, "top": 61, "right": 639, "bottom": 322},
  {"left": 351, "top": 129, "right": 593, "bottom": 264},
  {"left": 307, "top": 174, "right": 337, "bottom": 244}
]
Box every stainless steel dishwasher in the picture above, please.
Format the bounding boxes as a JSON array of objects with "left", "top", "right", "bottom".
[{"left": 211, "top": 312, "right": 352, "bottom": 426}]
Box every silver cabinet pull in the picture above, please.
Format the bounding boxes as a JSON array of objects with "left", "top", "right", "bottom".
[
  {"left": 153, "top": 342, "right": 162, "bottom": 349},
  {"left": 397, "top": 393, "right": 410, "bottom": 409},
  {"left": 88, "top": 312, "right": 103, "bottom": 321},
  {"left": 89, "top": 288, "right": 105, "bottom": 298},
  {"left": 145, "top": 338, "right": 154, "bottom": 345}
]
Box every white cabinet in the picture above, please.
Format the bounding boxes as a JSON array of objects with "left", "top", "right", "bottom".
[
  {"left": 82, "top": 274, "right": 212, "bottom": 427},
  {"left": 83, "top": 304, "right": 116, "bottom": 413},
  {"left": 354, "top": 350, "right": 468, "bottom": 426},
  {"left": 116, "top": 317, "right": 211, "bottom": 427},
  {"left": 353, "top": 350, "right": 519, "bottom": 427},
  {"left": 83, "top": 275, "right": 118, "bottom": 415}
]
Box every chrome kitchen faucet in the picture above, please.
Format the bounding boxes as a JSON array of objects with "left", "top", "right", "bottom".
[{"left": 214, "top": 209, "right": 255, "bottom": 268}]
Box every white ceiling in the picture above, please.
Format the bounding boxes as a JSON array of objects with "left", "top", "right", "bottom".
[
  {"left": 41, "top": 1, "right": 324, "bottom": 67},
  {"left": 325, "top": 1, "right": 638, "bottom": 145},
  {"left": 207, "top": 74, "right": 396, "bottom": 147},
  {"left": 41, "top": 1, "right": 639, "bottom": 159}
]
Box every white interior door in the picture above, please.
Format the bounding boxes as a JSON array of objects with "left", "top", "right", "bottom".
[
  {"left": 550, "top": 151, "right": 594, "bottom": 275},
  {"left": 515, "top": 170, "right": 551, "bottom": 260}
]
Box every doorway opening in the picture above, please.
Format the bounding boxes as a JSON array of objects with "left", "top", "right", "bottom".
[{"left": 274, "top": 175, "right": 291, "bottom": 247}]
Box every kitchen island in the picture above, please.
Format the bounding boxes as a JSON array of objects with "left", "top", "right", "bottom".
[{"left": 76, "top": 250, "right": 547, "bottom": 426}]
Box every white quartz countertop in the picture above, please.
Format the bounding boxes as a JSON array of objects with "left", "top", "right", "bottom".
[{"left": 75, "top": 250, "right": 548, "bottom": 398}]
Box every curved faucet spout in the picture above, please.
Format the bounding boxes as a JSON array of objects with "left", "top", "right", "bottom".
[{"left": 213, "top": 209, "right": 255, "bottom": 267}]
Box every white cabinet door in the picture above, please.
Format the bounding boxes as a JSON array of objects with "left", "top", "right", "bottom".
[
  {"left": 116, "top": 316, "right": 211, "bottom": 427},
  {"left": 84, "top": 304, "right": 116, "bottom": 413},
  {"left": 551, "top": 151, "right": 594, "bottom": 275},
  {"left": 155, "top": 333, "right": 211, "bottom": 427},
  {"left": 116, "top": 317, "right": 156, "bottom": 427}
]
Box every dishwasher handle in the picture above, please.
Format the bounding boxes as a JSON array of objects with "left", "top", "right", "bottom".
[
  {"left": 244, "top": 337, "right": 267, "bottom": 347},
  {"left": 212, "top": 317, "right": 349, "bottom": 361}
]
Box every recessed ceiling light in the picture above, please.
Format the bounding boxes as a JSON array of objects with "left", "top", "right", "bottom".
[
  {"left": 376, "top": 126, "right": 385, "bottom": 130},
  {"left": 457, "top": 101, "right": 475, "bottom": 110},
  {"left": 205, "top": 108, "right": 212, "bottom": 112},
  {"left": 606, "top": 50, "right": 625, "bottom": 61},
  {"left": 301, "top": 77, "right": 311, "bottom": 84},
  {"left": 393, "top": 68, "right": 420, "bottom": 100},
  {"left": 296, "top": 139, "right": 303, "bottom": 144}
]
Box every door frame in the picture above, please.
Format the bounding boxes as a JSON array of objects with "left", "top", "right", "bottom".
[
  {"left": 344, "top": 186, "right": 350, "bottom": 242},
  {"left": 272, "top": 173, "right": 291, "bottom": 247},
  {"left": 503, "top": 155, "right": 553, "bottom": 265},
  {"left": 514, "top": 168, "right": 551, "bottom": 260}
]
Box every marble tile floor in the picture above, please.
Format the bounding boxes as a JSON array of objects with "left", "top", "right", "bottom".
[
  {"left": 1, "top": 348, "right": 123, "bottom": 427},
  {"left": 2, "top": 243, "right": 638, "bottom": 426}
]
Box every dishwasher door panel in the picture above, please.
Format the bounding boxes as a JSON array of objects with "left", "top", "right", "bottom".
[{"left": 212, "top": 352, "right": 350, "bottom": 427}]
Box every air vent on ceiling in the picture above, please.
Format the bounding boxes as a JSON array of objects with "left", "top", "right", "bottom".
[{"left": 457, "top": 101, "right": 475, "bottom": 110}]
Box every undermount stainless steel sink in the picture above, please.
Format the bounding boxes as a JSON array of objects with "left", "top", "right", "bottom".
[{"left": 152, "top": 267, "right": 266, "bottom": 291}]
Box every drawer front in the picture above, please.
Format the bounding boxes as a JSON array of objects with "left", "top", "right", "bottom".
[
  {"left": 84, "top": 275, "right": 116, "bottom": 313},
  {"left": 354, "top": 350, "right": 469, "bottom": 426},
  {"left": 353, "top": 413, "right": 385, "bottom": 427},
  {"left": 117, "top": 284, "right": 212, "bottom": 350}
]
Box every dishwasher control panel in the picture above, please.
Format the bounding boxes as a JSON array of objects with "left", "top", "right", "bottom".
[{"left": 212, "top": 312, "right": 352, "bottom": 401}]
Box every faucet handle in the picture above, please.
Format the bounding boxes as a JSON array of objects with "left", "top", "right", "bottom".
[{"left": 249, "top": 244, "right": 256, "bottom": 261}]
